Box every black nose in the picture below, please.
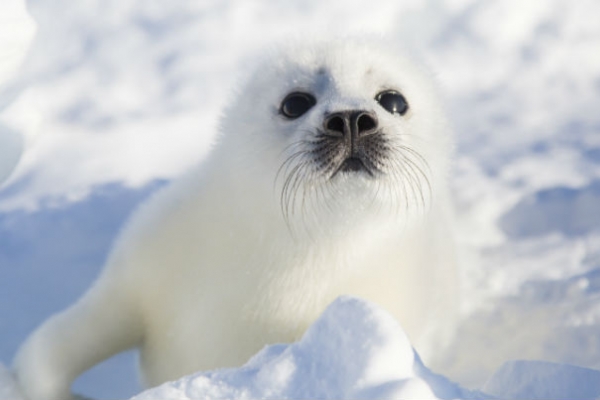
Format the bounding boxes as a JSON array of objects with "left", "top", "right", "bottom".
[{"left": 323, "top": 110, "right": 378, "bottom": 138}]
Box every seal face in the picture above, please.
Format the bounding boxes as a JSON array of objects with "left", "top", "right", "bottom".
[
  {"left": 237, "top": 44, "right": 450, "bottom": 227},
  {"left": 279, "top": 90, "right": 394, "bottom": 179},
  {"left": 14, "top": 39, "right": 457, "bottom": 400}
]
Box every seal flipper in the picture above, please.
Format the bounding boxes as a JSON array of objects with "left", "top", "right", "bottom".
[{"left": 13, "top": 276, "right": 143, "bottom": 400}]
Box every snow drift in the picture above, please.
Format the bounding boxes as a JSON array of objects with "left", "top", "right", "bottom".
[
  {"left": 131, "top": 296, "right": 453, "bottom": 400},
  {"left": 132, "top": 297, "right": 600, "bottom": 400}
]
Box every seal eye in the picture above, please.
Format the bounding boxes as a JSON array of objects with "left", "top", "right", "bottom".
[
  {"left": 375, "top": 91, "right": 409, "bottom": 116},
  {"left": 280, "top": 92, "right": 316, "bottom": 119}
]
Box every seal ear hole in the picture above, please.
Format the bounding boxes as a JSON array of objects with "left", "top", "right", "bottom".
[
  {"left": 375, "top": 90, "right": 409, "bottom": 116},
  {"left": 280, "top": 92, "right": 317, "bottom": 119}
]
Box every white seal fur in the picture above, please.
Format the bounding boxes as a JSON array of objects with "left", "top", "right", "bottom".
[{"left": 14, "top": 39, "right": 457, "bottom": 400}]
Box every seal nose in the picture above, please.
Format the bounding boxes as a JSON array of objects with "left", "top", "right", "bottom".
[{"left": 324, "top": 110, "right": 378, "bottom": 138}]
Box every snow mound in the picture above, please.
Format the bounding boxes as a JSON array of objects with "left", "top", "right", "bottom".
[
  {"left": 484, "top": 360, "right": 600, "bottom": 400},
  {"left": 132, "top": 296, "right": 473, "bottom": 400},
  {"left": 131, "top": 297, "right": 600, "bottom": 400}
]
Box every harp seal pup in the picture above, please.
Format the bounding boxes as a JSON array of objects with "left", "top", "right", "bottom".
[{"left": 14, "top": 39, "right": 457, "bottom": 400}]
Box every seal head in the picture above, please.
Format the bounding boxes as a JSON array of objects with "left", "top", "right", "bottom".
[{"left": 217, "top": 40, "right": 451, "bottom": 230}]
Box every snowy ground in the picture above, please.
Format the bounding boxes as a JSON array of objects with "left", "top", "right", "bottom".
[
  {"left": 130, "top": 297, "right": 600, "bottom": 400},
  {"left": 1, "top": 0, "right": 600, "bottom": 399}
]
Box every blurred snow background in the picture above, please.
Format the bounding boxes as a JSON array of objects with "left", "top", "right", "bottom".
[
  {"left": 0, "top": 0, "right": 36, "bottom": 184},
  {"left": 1, "top": 0, "right": 600, "bottom": 398}
]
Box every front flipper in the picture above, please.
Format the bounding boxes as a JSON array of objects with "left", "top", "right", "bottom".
[{"left": 13, "top": 276, "right": 143, "bottom": 400}]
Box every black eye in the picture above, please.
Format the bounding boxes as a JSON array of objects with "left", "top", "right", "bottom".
[
  {"left": 375, "top": 91, "right": 409, "bottom": 116},
  {"left": 280, "top": 92, "right": 316, "bottom": 119}
]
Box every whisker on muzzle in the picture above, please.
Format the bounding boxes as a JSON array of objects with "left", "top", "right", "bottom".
[{"left": 276, "top": 131, "right": 433, "bottom": 227}]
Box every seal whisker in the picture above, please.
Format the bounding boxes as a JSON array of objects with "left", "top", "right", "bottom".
[
  {"left": 399, "top": 149, "right": 432, "bottom": 211},
  {"left": 281, "top": 160, "right": 309, "bottom": 223},
  {"left": 276, "top": 147, "right": 310, "bottom": 183},
  {"left": 288, "top": 161, "right": 309, "bottom": 219},
  {"left": 388, "top": 155, "right": 411, "bottom": 215},
  {"left": 393, "top": 151, "right": 421, "bottom": 212}
]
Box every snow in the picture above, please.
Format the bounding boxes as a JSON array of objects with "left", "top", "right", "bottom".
[
  {"left": 131, "top": 297, "right": 600, "bottom": 400},
  {"left": 3, "top": 296, "right": 593, "bottom": 400},
  {"left": 0, "top": 0, "right": 36, "bottom": 185},
  {"left": 131, "top": 296, "right": 459, "bottom": 400},
  {"left": 484, "top": 359, "right": 600, "bottom": 400},
  {"left": 1, "top": 0, "right": 600, "bottom": 399}
]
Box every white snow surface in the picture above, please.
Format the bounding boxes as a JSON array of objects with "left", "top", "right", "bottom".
[
  {"left": 0, "top": 0, "right": 36, "bottom": 185},
  {"left": 3, "top": 296, "right": 595, "bottom": 400},
  {"left": 2, "top": 0, "right": 600, "bottom": 399},
  {"left": 132, "top": 297, "right": 600, "bottom": 400},
  {"left": 132, "top": 297, "right": 467, "bottom": 400}
]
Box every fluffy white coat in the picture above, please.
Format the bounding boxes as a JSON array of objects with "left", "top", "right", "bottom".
[{"left": 14, "top": 39, "right": 457, "bottom": 400}]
